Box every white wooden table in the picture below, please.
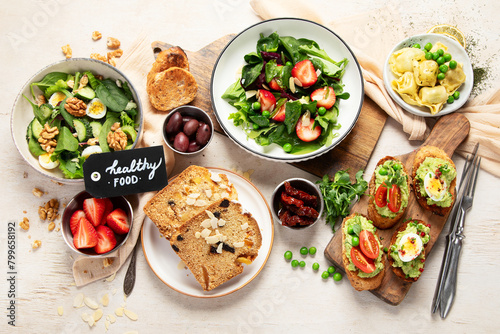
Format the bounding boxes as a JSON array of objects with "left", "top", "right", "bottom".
[{"left": 1, "top": 1, "right": 498, "bottom": 333}]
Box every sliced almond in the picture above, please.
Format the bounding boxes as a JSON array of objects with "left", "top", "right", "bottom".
[
  {"left": 194, "top": 199, "right": 208, "bottom": 207},
  {"left": 81, "top": 312, "right": 90, "bottom": 322},
  {"left": 245, "top": 90, "right": 257, "bottom": 99},
  {"left": 87, "top": 316, "right": 95, "bottom": 327},
  {"left": 124, "top": 309, "right": 138, "bottom": 321},
  {"left": 200, "top": 219, "right": 211, "bottom": 229},
  {"left": 210, "top": 217, "right": 218, "bottom": 229},
  {"left": 216, "top": 243, "right": 223, "bottom": 254},
  {"left": 73, "top": 293, "right": 84, "bottom": 308},
  {"left": 186, "top": 197, "right": 196, "bottom": 205},
  {"left": 218, "top": 218, "right": 226, "bottom": 227},
  {"left": 205, "top": 189, "right": 212, "bottom": 198},
  {"left": 108, "top": 314, "right": 116, "bottom": 323},
  {"left": 84, "top": 297, "right": 99, "bottom": 310},
  {"left": 105, "top": 320, "right": 110, "bottom": 331},
  {"left": 57, "top": 306, "right": 64, "bottom": 316},
  {"left": 234, "top": 241, "right": 245, "bottom": 248},
  {"left": 188, "top": 192, "right": 201, "bottom": 199},
  {"left": 100, "top": 293, "right": 109, "bottom": 307},
  {"left": 115, "top": 307, "right": 124, "bottom": 317},
  {"left": 194, "top": 231, "right": 201, "bottom": 239},
  {"left": 210, "top": 173, "right": 222, "bottom": 183},
  {"left": 289, "top": 77, "right": 296, "bottom": 93},
  {"left": 205, "top": 235, "right": 220, "bottom": 244},
  {"left": 105, "top": 272, "right": 116, "bottom": 282},
  {"left": 200, "top": 228, "right": 211, "bottom": 238},
  {"left": 241, "top": 222, "right": 249, "bottom": 230},
  {"left": 93, "top": 309, "right": 104, "bottom": 322}
]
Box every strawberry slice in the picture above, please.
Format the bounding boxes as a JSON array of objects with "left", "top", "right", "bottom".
[
  {"left": 291, "top": 59, "right": 317, "bottom": 88},
  {"left": 269, "top": 78, "right": 281, "bottom": 91},
  {"left": 69, "top": 210, "right": 86, "bottom": 235},
  {"left": 311, "top": 86, "right": 336, "bottom": 109},
  {"left": 73, "top": 217, "right": 98, "bottom": 249},
  {"left": 257, "top": 89, "right": 276, "bottom": 112},
  {"left": 99, "top": 198, "right": 114, "bottom": 226},
  {"left": 106, "top": 208, "right": 130, "bottom": 235},
  {"left": 296, "top": 111, "right": 322, "bottom": 142},
  {"left": 94, "top": 225, "right": 117, "bottom": 254},
  {"left": 272, "top": 103, "right": 286, "bottom": 122},
  {"left": 83, "top": 197, "right": 106, "bottom": 227}
]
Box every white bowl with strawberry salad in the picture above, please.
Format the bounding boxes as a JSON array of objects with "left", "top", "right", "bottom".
[{"left": 211, "top": 18, "right": 364, "bottom": 162}]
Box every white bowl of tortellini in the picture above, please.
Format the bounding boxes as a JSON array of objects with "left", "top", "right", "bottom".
[{"left": 383, "top": 33, "right": 473, "bottom": 117}]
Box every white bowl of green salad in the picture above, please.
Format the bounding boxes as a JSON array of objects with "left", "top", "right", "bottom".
[
  {"left": 11, "top": 58, "right": 143, "bottom": 183},
  {"left": 211, "top": 18, "right": 364, "bottom": 162}
]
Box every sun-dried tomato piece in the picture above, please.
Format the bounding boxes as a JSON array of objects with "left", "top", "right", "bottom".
[
  {"left": 283, "top": 203, "right": 319, "bottom": 219},
  {"left": 278, "top": 209, "right": 315, "bottom": 227},
  {"left": 280, "top": 192, "right": 304, "bottom": 208},
  {"left": 284, "top": 182, "right": 318, "bottom": 207}
]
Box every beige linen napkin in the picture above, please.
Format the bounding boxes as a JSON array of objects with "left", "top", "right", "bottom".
[
  {"left": 72, "top": 34, "right": 175, "bottom": 286},
  {"left": 250, "top": 0, "right": 500, "bottom": 176}
]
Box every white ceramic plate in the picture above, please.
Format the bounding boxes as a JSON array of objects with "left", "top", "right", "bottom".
[
  {"left": 210, "top": 18, "right": 364, "bottom": 162},
  {"left": 11, "top": 58, "right": 143, "bottom": 183},
  {"left": 141, "top": 167, "right": 274, "bottom": 298},
  {"left": 383, "top": 33, "right": 473, "bottom": 117}
]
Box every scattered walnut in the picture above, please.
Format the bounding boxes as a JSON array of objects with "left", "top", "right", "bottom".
[
  {"left": 106, "top": 37, "right": 120, "bottom": 49},
  {"left": 39, "top": 198, "right": 60, "bottom": 221},
  {"left": 61, "top": 44, "right": 72, "bottom": 59},
  {"left": 64, "top": 97, "right": 87, "bottom": 117},
  {"left": 48, "top": 222, "right": 55, "bottom": 232},
  {"left": 32, "top": 240, "right": 42, "bottom": 249},
  {"left": 79, "top": 74, "right": 89, "bottom": 89},
  {"left": 90, "top": 53, "right": 107, "bottom": 62},
  {"left": 107, "top": 49, "right": 123, "bottom": 59},
  {"left": 107, "top": 123, "right": 128, "bottom": 151},
  {"left": 32, "top": 188, "right": 44, "bottom": 198},
  {"left": 38, "top": 124, "right": 59, "bottom": 153},
  {"left": 19, "top": 217, "right": 30, "bottom": 231},
  {"left": 87, "top": 137, "right": 99, "bottom": 146},
  {"left": 107, "top": 56, "right": 116, "bottom": 67},
  {"left": 36, "top": 95, "right": 47, "bottom": 107},
  {"left": 92, "top": 31, "right": 102, "bottom": 41}
]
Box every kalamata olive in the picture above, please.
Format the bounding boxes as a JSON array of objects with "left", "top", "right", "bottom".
[
  {"left": 182, "top": 116, "right": 194, "bottom": 124},
  {"left": 187, "top": 141, "right": 201, "bottom": 152},
  {"left": 196, "top": 123, "right": 211, "bottom": 146},
  {"left": 183, "top": 119, "right": 199, "bottom": 137},
  {"left": 173, "top": 132, "right": 189, "bottom": 152},
  {"left": 165, "top": 112, "right": 183, "bottom": 135}
]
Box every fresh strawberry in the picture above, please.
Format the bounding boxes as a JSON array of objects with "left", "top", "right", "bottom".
[
  {"left": 94, "top": 225, "right": 117, "bottom": 254},
  {"left": 73, "top": 217, "right": 98, "bottom": 249},
  {"left": 272, "top": 103, "right": 286, "bottom": 122},
  {"left": 99, "top": 198, "right": 114, "bottom": 226},
  {"left": 269, "top": 78, "right": 281, "bottom": 91},
  {"left": 311, "top": 86, "right": 336, "bottom": 109},
  {"left": 106, "top": 208, "right": 130, "bottom": 235},
  {"left": 83, "top": 197, "right": 106, "bottom": 227},
  {"left": 69, "top": 210, "right": 87, "bottom": 235},
  {"left": 296, "top": 111, "right": 322, "bottom": 142},
  {"left": 257, "top": 89, "right": 276, "bottom": 112},
  {"left": 291, "top": 59, "right": 317, "bottom": 88}
]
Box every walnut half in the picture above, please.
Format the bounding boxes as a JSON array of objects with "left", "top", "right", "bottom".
[
  {"left": 64, "top": 97, "right": 87, "bottom": 117},
  {"left": 107, "top": 123, "right": 128, "bottom": 151}
]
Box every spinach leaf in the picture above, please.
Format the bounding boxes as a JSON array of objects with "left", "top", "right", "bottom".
[
  {"left": 241, "top": 62, "right": 263, "bottom": 88},
  {"left": 284, "top": 101, "right": 302, "bottom": 134},
  {"left": 279, "top": 36, "right": 306, "bottom": 64},
  {"left": 222, "top": 80, "right": 246, "bottom": 104},
  {"left": 96, "top": 79, "right": 129, "bottom": 112},
  {"left": 249, "top": 115, "right": 270, "bottom": 128},
  {"left": 23, "top": 95, "right": 51, "bottom": 124},
  {"left": 58, "top": 151, "right": 84, "bottom": 179},
  {"left": 44, "top": 80, "right": 70, "bottom": 98},
  {"left": 257, "top": 32, "right": 279, "bottom": 53},
  {"left": 28, "top": 136, "right": 46, "bottom": 156},
  {"left": 121, "top": 81, "right": 133, "bottom": 100},
  {"left": 244, "top": 52, "right": 262, "bottom": 65},
  {"left": 54, "top": 126, "right": 79, "bottom": 153},
  {"left": 30, "top": 72, "right": 68, "bottom": 99}
]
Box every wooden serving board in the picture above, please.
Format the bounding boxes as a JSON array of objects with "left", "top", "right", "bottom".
[
  {"left": 324, "top": 113, "right": 470, "bottom": 305},
  {"left": 151, "top": 36, "right": 388, "bottom": 177}
]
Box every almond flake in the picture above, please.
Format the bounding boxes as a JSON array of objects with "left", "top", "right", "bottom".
[
  {"left": 200, "top": 219, "right": 212, "bottom": 229},
  {"left": 188, "top": 193, "right": 200, "bottom": 199},
  {"left": 218, "top": 218, "right": 226, "bottom": 227},
  {"left": 210, "top": 217, "right": 218, "bottom": 229},
  {"left": 109, "top": 314, "right": 116, "bottom": 323},
  {"left": 115, "top": 307, "right": 124, "bottom": 317},
  {"left": 205, "top": 189, "right": 212, "bottom": 198},
  {"left": 57, "top": 306, "right": 64, "bottom": 316},
  {"left": 234, "top": 241, "right": 245, "bottom": 248},
  {"left": 210, "top": 173, "right": 222, "bottom": 183},
  {"left": 101, "top": 293, "right": 109, "bottom": 307},
  {"left": 221, "top": 191, "right": 229, "bottom": 198},
  {"left": 200, "top": 228, "right": 211, "bottom": 238},
  {"left": 87, "top": 316, "right": 95, "bottom": 327},
  {"left": 194, "top": 199, "right": 208, "bottom": 207},
  {"left": 205, "top": 235, "right": 220, "bottom": 244},
  {"left": 245, "top": 90, "right": 257, "bottom": 99},
  {"left": 241, "top": 223, "right": 249, "bottom": 230},
  {"left": 105, "top": 320, "right": 110, "bottom": 331},
  {"left": 73, "top": 293, "right": 84, "bottom": 308},
  {"left": 219, "top": 184, "right": 229, "bottom": 190},
  {"left": 105, "top": 272, "right": 116, "bottom": 282},
  {"left": 186, "top": 197, "right": 196, "bottom": 205},
  {"left": 316, "top": 69, "right": 322, "bottom": 76},
  {"left": 216, "top": 243, "right": 223, "bottom": 253},
  {"left": 289, "top": 77, "right": 296, "bottom": 93},
  {"left": 195, "top": 231, "right": 201, "bottom": 239},
  {"left": 81, "top": 312, "right": 90, "bottom": 322},
  {"left": 124, "top": 309, "right": 138, "bottom": 321},
  {"left": 84, "top": 297, "right": 99, "bottom": 310},
  {"left": 205, "top": 210, "right": 215, "bottom": 219},
  {"left": 294, "top": 77, "right": 303, "bottom": 87},
  {"left": 93, "top": 309, "right": 104, "bottom": 322}
]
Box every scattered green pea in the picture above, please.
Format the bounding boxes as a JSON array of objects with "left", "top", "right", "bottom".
[
  {"left": 300, "top": 247, "right": 309, "bottom": 255},
  {"left": 432, "top": 52, "right": 439, "bottom": 60},
  {"left": 378, "top": 167, "right": 388, "bottom": 175},
  {"left": 443, "top": 53, "right": 452, "bottom": 62},
  {"left": 286, "top": 61, "right": 293, "bottom": 67},
  {"left": 291, "top": 259, "right": 299, "bottom": 268},
  {"left": 252, "top": 123, "right": 259, "bottom": 130},
  {"left": 437, "top": 49, "right": 444, "bottom": 56},
  {"left": 352, "top": 236, "right": 360, "bottom": 247},
  {"left": 309, "top": 247, "right": 317, "bottom": 255},
  {"left": 262, "top": 110, "right": 270, "bottom": 118},
  {"left": 425, "top": 52, "right": 433, "bottom": 60},
  {"left": 317, "top": 106, "right": 326, "bottom": 116},
  {"left": 437, "top": 72, "right": 446, "bottom": 81},
  {"left": 453, "top": 91, "right": 460, "bottom": 99},
  {"left": 312, "top": 262, "right": 320, "bottom": 271},
  {"left": 333, "top": 272, "right": 342, "bottom": 281},
  {"left": 283, "top": 143, "right": 292, "bottom": 153},
  {"left": 321, "top": 271, "right": 330, "bottom": 279},
  {"left": 284, "top": 250, "right": 293, "bottom": 261},
  {"left": 439, "top": 64, "right": 449, "bottom": 73},
  {"left": 252, "top": 101, "right": 261, "bottom": 110},
  {"left": 413, "top": 43, "right": 421, "bottom": 49},
  {"left": 449, "top": 60, "right": 458, "bottom": 69},
  {"left": 327, "top": 266, "right": 336, "bottom": 274},
  {"left": 299, "top": 261, "right": 306, "bottom": 268},
  {"left": 436, "top": 56, "right": 445, "bottom": 65},
  {"left": 447, "top": 96, "right": 455, "bottom": 104},
  {"left": 347, "top": 225, "right": 354, "bottom": 235},
  {"left": 424, "top": 42, "right": 433, "bottom": 51}
]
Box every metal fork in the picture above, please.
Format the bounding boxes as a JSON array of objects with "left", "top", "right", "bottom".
[{"left": 439, "top": 154, "right": 481, "bottom": 318}]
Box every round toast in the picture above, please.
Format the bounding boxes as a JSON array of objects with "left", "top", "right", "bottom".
[
  {"left": 367, "top": 156, "right": 411, "bottom": 229},
  {"left": 412, "top": 146, "right": 456, "bottom": 216},
  {"left": 341, "top": 213, "right": 385, "bottom": 291}
]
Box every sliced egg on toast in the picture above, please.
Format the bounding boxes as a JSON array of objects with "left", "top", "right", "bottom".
[
  {"left": 424, "top": 172, "right": 447, "bottom": 201},
  {"left": 48, "top": 92, "right": 66, "bottom": 107},
  {"left": 38, "top": 153, "right": 59, "bottom": 169},
  {"left": 86, "top": 98, "right": 107, "bottom": 119},
  {"left": 398, "top": 233, "right": 423, "bottom": 262}
]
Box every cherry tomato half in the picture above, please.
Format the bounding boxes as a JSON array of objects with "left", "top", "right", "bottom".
[
  {"left": 350, "top": 247, "right": 376, "bottom": 274},
  {"left": 359, "top": 230, "right": 380, "bottom": 260},
  {"left": 388, "top": 184, "right": 402, "bottom": 213},
  {"left": 375, "top": 183, "right": 388, "bottom": 207}
]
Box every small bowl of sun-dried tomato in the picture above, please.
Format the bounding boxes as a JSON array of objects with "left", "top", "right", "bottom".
[{"left": 271, "top": 178, "right": 324, "bottom": 229}]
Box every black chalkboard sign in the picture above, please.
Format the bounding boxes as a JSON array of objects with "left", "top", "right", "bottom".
[{"left": 83, "top": 146, "right": 168, "bottom": 198}]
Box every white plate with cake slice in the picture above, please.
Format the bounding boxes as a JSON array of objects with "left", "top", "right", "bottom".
[{"left": 141, "top": 167, "right": 274, "bottom": 298}]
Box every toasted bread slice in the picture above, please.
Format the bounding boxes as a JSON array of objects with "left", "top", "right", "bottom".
[
  {"left": 341, "top": 213, "right": 385, "bottom": 291},
  {"left": 143, "top": 165, "right": 237, "bottom": 240},
  {"left": 412, "top": 146, "right": 456, "bottom": 216},
  {"left": 170, "top": 199, "right": 262, "bottom": 291},
  {"left": 146, "top": 67, "right": 198, "bottom": 111},
  {"left": 367, "top": 156, "right": 411, "bottom": 229},
  {"left": 147, "top": 46, "right": 190, "bottom": 85},
  {"left": 388, "top": 219, "right": 429, "bottom": 282}
]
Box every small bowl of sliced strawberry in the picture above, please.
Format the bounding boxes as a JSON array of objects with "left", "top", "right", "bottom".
[{"left": 61, "top": 191, "right": 133, "bottom": 256}]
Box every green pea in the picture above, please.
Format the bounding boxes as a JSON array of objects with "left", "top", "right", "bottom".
[
  {"left": 439, "top": 64, "right": 449, "bottom": 73},
  {"left": 453, "top": 91, "right": 460, "bottom": 99},
  {"left": 291, "top": 259, "right": 299, "bottom": 268},
  {"left": 436, "top": 56, "right": 445, "bottom": 65},
  {"left": 283, "top": 143, "right": 292, "bottom": 153},
  {"left": 284, "top": 250, "right": 293, "bottom": 261},
  {"left": 262, "top": 110, "right": 270, "bottom": 118},
  {"left": 327, "top": 266, "right": 336, "bottom": 274},
  {"left": 437, "top": 49, "right": 444, "bottom": 56},
  {"left": 383, "top": 247, "right": 388, "bottom": 253},
  {"left": 241, "top": 103, "right": 251, "bottom": 113},
  {"left": 300, "top": 247, "right": 308, "bottom": 255},
  {"left": 449, "top": 60, "right": 458, "bottom": 69},
  {"left": 252, "top": 101, "right": 261, "bottom": 110},
  {"left": 393, "top": 163, "right": 401, "bottom": 171},
  {"left": 447, "top": 96, "right": 455, "bottom": 104},
  {"left": 252, "top": 123, "right": 259, "bottom": 130},
  {"left": 437, "top": 72, "right": 446, "bottom": 81},
  {"left": 432, "top": 52, "right": 439, "bottom": 60},
  {"left": 424, "top": 42, "right": 433, "bottom": 51},
  {"left": 333, "top": 272, "right": 342, "bottom": 281},
  {"left": 299, "top": 261, "right": 306, "bottom": 268},
  {"left": 352, "top": 236, "right": 360, "bottom": 247},
  {"left": 317, "top": 106, "right": 326, "bottom": 116},
  {"left": 443, "top": 53, "right": 452, "bottom": 62},
  {"left": 425, "top": 52, "right": 433, "bottom": 60},
  {"left": 286, "top": 61, "right": 293, "bottom": 67},
  {"left": 378, "top": 167, "right": 388, "bottom": 175},
  {"left": 347, "top": 225, "right": 354, "bottom": 235},
  {"left": 321, "top": 271, "right": 330, "bottom": 279},
  {"left": 413, "top": 43, "right": 421, "bottom": 49},
  {"left": 309, "top": 247, "right": 317, "bottom": 255},
  {"left": 312, "top": 262, "right": 320, "bottom": 271}
]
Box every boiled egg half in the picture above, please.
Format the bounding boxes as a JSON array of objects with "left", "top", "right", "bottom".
[
  {"left": 424, "top": 172, "right": 447, "bottom": 201},
  {"left": 398, "top": 233, "right": 423, "bottom": 262},
  {"left": 81, "top": 145, "right": 102, "bottom": 159},
  {"left": 86, "top": 98, "right": 107, "bottom": 119},
  {"left": 48, "top": 92, "right": 66, "bottom": 107},
  {"left": 38, "top": 152, "right": 59, "bottom": 170}
]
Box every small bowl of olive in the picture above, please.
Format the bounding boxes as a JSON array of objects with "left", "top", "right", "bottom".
[{"left": 162, "top": 106, "right": 214, "bottom": 155}]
